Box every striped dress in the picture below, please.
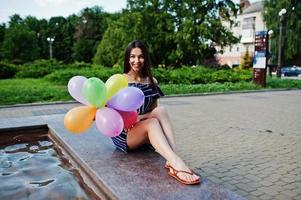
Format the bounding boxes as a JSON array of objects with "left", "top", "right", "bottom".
[{"left": 111, "top": 82, "right": 164, "bottom": 152}]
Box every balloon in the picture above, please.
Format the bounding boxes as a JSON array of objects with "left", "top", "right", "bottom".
[
  {"left": 67, "top": 76, "right": 89, "bottom": 105},
  {"left": 95, "top": 107, "right": 124, "bottom": 137},
  {"left": 105, "top": 74, "right": 128, "bottom": 103},
  {"left": 107, "top": 87, "right": 144, "bottom": 112},
  {"left": 64, "top": 106, "right": 97, "bottom": 133},
  {"left": 82, "top": 77, "right": 107, "bottom": 108},
  {"left": 116, "top": 110, "right": 138, "bottom": 129}
]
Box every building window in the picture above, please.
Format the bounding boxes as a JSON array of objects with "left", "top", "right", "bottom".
[
  {"left": 237, "top": 47, "right": 240, "bottom": 52},
  {"left": 242, "top": 17, "right": 255, "bottom": 29},
  {"left": 241, "top": 17, "right": 256, "bottom": 43}
]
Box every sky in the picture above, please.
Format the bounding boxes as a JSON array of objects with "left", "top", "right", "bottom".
[
  {"left": 0, "top": 0, "right": 127, "bottom": 23},
  {"left": 0, "top": 0, "right": 259, "bottom": 24}
]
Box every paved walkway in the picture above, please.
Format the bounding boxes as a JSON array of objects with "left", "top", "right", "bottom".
[{"left": 1, "top": 90, "right": 300, "bottom": 200}]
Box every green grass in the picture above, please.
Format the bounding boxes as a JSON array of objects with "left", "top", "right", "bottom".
[
  {"left": 266, "top": 77, "right": 301, "bottom": 89},
  {"left": 0, "top": 79, "right": 72, "bottom": 105},
  {"left": 0, "top": 77, "right": 301, "bottom": 105},
  {"left": 160, "top": 81, "right": 262, "bottom": 95}
]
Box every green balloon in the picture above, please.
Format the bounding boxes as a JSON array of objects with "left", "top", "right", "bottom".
[{"left": 82, "top": 77, "right": 107, "bottom": 107}]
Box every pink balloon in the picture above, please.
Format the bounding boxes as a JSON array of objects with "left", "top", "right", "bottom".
[
  {"left": 95, "top": 107, "right": 124, "bottom": 137},
  {"left": 68, "top": 76, "right": 89, "bottom": 105},
  {"left": 107, "top": 87, "right": 144, "bottom": 111},
  {"left": 116, "top": 110, "right": 138, "bottom": 129}
]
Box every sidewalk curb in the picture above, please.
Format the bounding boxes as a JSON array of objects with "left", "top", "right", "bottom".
[{"left": 0, "top": 88, "right": 300, "bottom": 109}]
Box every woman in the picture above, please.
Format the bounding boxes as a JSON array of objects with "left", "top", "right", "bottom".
[{"left": 112, "top": 40, "right": 200, "bottom": 185}]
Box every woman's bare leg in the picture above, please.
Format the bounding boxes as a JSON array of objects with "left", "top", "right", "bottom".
[
  {"left": 148, "top": 106, "right": 177, "bottom": 152},
  {"left": 127, "top": 118, "right": 199, "bottom": 182}
]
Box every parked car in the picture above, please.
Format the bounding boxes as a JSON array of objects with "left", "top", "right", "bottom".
[{"left": 281, "top": 65, "right": 301, "bottom": 77}]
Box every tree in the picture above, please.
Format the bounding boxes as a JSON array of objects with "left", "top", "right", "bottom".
[
  {"left": 239, "top": 49, "right": 252, "bottom": 69},
  {"left": 0, "top": 23, "right": 6, "bottom": 59},
  {"left": 72, "top": 6, "right": 111, "bottom": 63},
  {"left": 93, "top": 12, "right": 134, "bottom": 67},
  {"left": 1, "top": 23, "right": 39, "bottom": 63},
  {"left": 47, "top": 16, "right": 74, "bottom": 62},
  {"left": 126, "top": 0, "right": 240, "bottom": 66},
  {"left": 263, "top": 0, "right": 301, "bottom": 64},
  {"left": 8, "top": 14, "right": 23, "bottom": 27}
]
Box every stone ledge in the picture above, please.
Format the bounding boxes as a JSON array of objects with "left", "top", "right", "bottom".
[{"left": 0, "top": 115, "right": 245, "bottom": 200}]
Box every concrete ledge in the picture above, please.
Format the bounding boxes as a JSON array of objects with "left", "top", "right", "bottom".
[{"left": 0, "top": 115, "right": 245, "bottom": 200}]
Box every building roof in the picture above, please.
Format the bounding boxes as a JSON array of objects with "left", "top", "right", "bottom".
[{"left": 242, "top": 1, "right": 263, "bottom": 14}]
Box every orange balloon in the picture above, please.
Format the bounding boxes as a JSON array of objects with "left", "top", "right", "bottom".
[{"left": 64, "top": 106, "right": 97, "bottom": 133}]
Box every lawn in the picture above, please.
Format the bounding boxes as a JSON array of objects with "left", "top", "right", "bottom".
[{"left": 0, "top": 77, "right": 301, "bottom": 105}]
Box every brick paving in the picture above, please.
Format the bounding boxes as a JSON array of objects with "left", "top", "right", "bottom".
[{"left": 0, "top": 90, "right": 300, "bottom": 200}]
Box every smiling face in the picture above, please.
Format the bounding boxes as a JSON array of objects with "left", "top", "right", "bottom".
[{"left": 129, "top": 48, "right": 145, "bottom": 74}]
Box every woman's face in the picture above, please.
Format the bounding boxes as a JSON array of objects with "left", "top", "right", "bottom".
[{"left": 129, "top": 48, "right": 144, "bottom": 73}]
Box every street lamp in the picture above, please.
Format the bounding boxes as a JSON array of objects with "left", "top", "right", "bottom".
[
  {"left": 82, "top": 17, "right": 87, "bottom": 24},
  {"left": 47, "top": 37, "right": 55, "bottom": 60},
  {"left": 268, "top": 30, "right": 273, "bottom": 76},
  {"left": 276, "top": 8, "right": 286, "bottom": 78}
]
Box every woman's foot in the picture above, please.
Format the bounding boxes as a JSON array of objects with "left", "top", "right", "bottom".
[
  {"left": 168, "top": 157, "right": 200, "bottom": 184},
  {"left": 165, "top": 161, "right": 171, "bottom": 169}
]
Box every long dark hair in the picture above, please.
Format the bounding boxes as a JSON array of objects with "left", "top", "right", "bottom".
[{"left": 124, "top": 40, "right": 155, "bottom": 85}]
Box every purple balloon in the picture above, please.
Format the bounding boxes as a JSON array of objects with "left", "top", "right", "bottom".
[
  {"left": 95, "top": 107, "right": 123, "bottom": 137},
  {"left": 67, "top": 76, "right": 89, "bottom": 105},
  {"left": 107, "top": 87, "right": 145, "bottom": 112}
]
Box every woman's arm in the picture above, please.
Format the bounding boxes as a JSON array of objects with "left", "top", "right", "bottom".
[{"left": 137, "top": 99, "right": 158, "bottom": 121}]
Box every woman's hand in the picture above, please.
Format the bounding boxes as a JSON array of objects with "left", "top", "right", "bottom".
[{"left": 137, "top": 113, "right": 150, "bottom": 122}]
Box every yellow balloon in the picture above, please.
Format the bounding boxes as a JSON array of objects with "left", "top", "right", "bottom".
[
  {"left": 64, "top": 106, "right": 97, "bottom": 134},
  {"left": 105, "top": 74, "right": 128, "bottom": 102}
]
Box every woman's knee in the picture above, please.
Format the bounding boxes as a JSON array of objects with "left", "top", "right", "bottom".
[
  {"left": 145, "top": 118, "right": 160, "bottom": 131},
  {"left": 152, "top": 106, "right": 167, "bottom": 116}
]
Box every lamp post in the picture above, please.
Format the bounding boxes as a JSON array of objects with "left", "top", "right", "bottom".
[
  {"left": 47, "top": 37, "right": 55, "bottom": 60},
  {"left": 82, "top": 17, "right": 87, "bottom": 24},
  {"left": 268, "top": 30, "right": 273, "bottom": 77},
  {"left": 276, "top": 8, "right": 286, "bottom": 78}
]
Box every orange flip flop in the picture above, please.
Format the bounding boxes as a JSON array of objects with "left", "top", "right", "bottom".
[
  {"left": 164, "top": 163, "right": 171, "bottom": 169},
  {"left": 168, "top": 165, "right": 201, "bottom": 185}
]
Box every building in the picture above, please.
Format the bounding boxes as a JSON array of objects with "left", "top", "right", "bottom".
[{"left": 216, "top": 0, "right": 267, "bottom": 67}]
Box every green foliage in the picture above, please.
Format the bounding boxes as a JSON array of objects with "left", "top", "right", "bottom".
[
  {"left": 42, "top": 65, "right": 252, "bottom": 85},
  {"left": 153, "top": 66, "right": 252, "bottom": 84},
  {"left": 160, "top": 82, "right": 261, "bottom": 95},
  {"left": 0, "top": 23, "right": 5, "bottom": 56},
  {"left": 263, "top": 0, "right": 301, "bottom": 63},
  {"left": 94, "top": 1, "right": 240, "bottom": 67},
  {"left": 72, "top": 39, "right": 97, "bottom": 63},
  {"left": 72, "top": 6, "right": 110, "bottom": 62},
  {"left": 2, "top": 77, "right": 301, "bottom": 105},
  {"left": 15, "top": 59, "right": 66, "bottom": 78},
  {"left": 266, "top": 77, "right": 301, "bottom": 89},
  {"left": 1, "top": 23, "right": 39, "bottom": 63},
  {"left": 1, "top": 1, "right": 242, "bottom": 67},
  {"left": 0, "top": 78, "right": 71, "bottom": 105},
  {"left": 0, "top": 62, "right": 18, "bottom": 79},
  {"left": 93, "top": 20, "right": 128, "bottom": 67},
  {"left": 47, "top": 17, "right": 75, "bottom": 62},
  {"left": 239, "top": 49, "right": 252, "bottom": 69},
  {"left": 44, "top": 67, "right": 123, "bottom": 85}
]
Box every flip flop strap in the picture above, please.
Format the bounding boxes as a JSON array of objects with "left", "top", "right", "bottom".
[{"left": 173, "top": 169, "right": 194, "bottom": 176}]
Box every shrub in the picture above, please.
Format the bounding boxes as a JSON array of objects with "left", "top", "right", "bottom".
[
  {"left": 153, "top": 66, "right": 252, "bottom": 84},
  {"left": 0, "top": 62, "right": 18, "bottom": 79},
  {"left": 15, "top": 59, "right": 66, "bottom": 78},
  {"left": 43, "top": 64, "right": 252, "bottom": 85},
  {"left": 44, "top": 67, "right": 123, "bottom": 85},
  {"left": 239, "top": 50, "right": 253, "bottom": 69}
]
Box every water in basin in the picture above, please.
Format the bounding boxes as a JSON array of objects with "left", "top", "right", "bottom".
[{"left": 0, "top": 135, "right": 93, "bottom": 200}]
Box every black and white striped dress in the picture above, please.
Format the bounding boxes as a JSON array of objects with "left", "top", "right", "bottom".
[{"left": 111, "top": 82, "right": 164, "bottom": 152}]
